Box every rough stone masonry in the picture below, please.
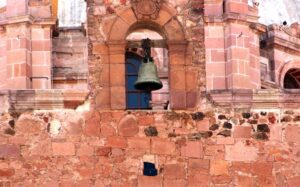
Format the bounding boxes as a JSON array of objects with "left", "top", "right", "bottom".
[{"left": 0, "top": 0, "right": 300, "bottom": 186}]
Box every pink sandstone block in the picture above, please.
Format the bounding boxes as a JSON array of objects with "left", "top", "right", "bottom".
[
  {"left": 6, "top": 0, "right": 28, "bottom": 17},
  {"left": 225, "top": 141, "right": 258, "bottom": 161},
  {"left": 52, "top": 142, "right": 75, "bottom": 156},
  {"left": 138, "top": 176, "right": 162, "bottom": 187},
  {"left": 181, "top": 141, "right": 203, "bottom": 158},
  {"left": 151, "top": 138, "right": 176, "bottom": 155}
]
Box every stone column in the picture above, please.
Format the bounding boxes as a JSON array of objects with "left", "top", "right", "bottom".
[
  {"left": 223, "top": 0, "right": 260, "bottom": 89},
  {"left": 31, "top": 26, "right": 52, "bottom": 89},
  {"left": 205, "top": 23, "right": 226, "bottom": 90},
  {"left": 168, "top": 41, "right": 187, "bottom": 109},
  {"left": 6, "top": 0, "right": 28, "bottom": 17},
  {"left": 108, "top": 42, "right": 126, "bottom": 110},
  {"left": 0, "top": 26, "right": 7, "bottom": 89},
  {"left": 6, "top": 23, "right": 32, "bottom": 89}
]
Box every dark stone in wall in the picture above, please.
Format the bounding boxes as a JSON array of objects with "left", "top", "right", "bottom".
[
  {"left": 281, "top": 116, "right": 293, "bottom": 122},
  {"left": 218, "top": 115, "right": 227, "bottom": 120},
  {"left": 257, "top": 124, "right": 270, "bottom": 133},
  {"left": 191, "top": 112, "right": 205, "bottom": 121},
  {"left": 223, "top": 122, "right": 232, "bottom": 129},
  {"left": 253, "top": 132, "right": 269, "bottom": 140},
  {"left": 8, "top": 120, "right": 15, "bottom": 128},
  {"left": 218, "top": 130, "right": 231, "bottom": 137},
  {"left": 188, "top": 131, "right": 212, "bottom": 140},
  {"left": 4, "top": 128, "right": 15, "bottom": 136},
  {"left": 248, "top": 119, "right": 258, "bottom": 124},
  {"left": 268, "top": 116, "right": 276, "bottom": 124},
  {"left": 294, "top": 116, "right": 300, "bottom": 121},
  {"left": 144, "top": 126, "right": 158, "bottom": 137},
  {"left": 260, "top": 112, "right": 267, "bottom": 116},
  {"left": 242, "top": 113, "right": 251, "bottom": 119},
  {"left": 209, "top": 124, "right": 219, "bottom": 131}
]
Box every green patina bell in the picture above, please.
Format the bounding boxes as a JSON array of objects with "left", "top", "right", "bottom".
[{"left": 134, "top": 58, "right": 163, "bottom": 91}]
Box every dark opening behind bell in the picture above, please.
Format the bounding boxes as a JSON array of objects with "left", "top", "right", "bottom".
[{"left": 134, "top": 57, "right": 163, "bottom": 91}]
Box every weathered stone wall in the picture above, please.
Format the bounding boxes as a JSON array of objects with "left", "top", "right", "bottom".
[
  {"left": 52, "top": 29, "right": 88, "bottom": 89},
  {"left": 2, "top": 0, "right": 300, "bottom": 186},
  {"left": 0, "top": 109, "right": 300, "bottom": 186},
  {"left": 0, "top": 0, "right": 54, "bottom": 90},
  {"left": 260, "top": 24, "right": 300, "bottom": 87}
]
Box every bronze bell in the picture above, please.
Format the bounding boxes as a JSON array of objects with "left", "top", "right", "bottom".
[{"left": 134, "top": 58, "right": 163, "bottom": 91}]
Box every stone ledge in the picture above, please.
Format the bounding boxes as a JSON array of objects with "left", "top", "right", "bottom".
[
  {"left": 206, "top": 89, "right": 300, "bottom": 109},
  {"left": 0, "top": 15, "right": 56, "bottom": 26},
  {"left": 0, "top": 89, "right": 89, "bottom": 112}
]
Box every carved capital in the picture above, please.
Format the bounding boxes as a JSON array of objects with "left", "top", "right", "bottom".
[{"left": 131, "top": 0, "right": 162, "bottom": 20}]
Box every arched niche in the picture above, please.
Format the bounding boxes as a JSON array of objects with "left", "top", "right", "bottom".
[
  {"left": 126, "top": 28, "right": 169, "bottom": 110},
  {"left": 279, "top": 60, "right": 300, "bottom": 89},
  {"left": 95, "top": 4, "right": 194, "bottom": 110},
  {"left": 283, "top": 69, "right": 300, "bottom": 89}
]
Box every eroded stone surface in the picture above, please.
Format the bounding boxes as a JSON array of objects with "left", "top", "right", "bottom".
[{"left": 0, "top": 110, "right": 297, "bottom": 186}]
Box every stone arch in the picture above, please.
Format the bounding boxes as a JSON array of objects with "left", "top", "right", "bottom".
[
  {"left": 279, "top": 60, "right": 300, "bottom": 88},
  {"left": 96, "top": 4, "right": 194, "bottom": 110},
  {"left": 107, "top": 4, "right": 185, "bottom": 42}
]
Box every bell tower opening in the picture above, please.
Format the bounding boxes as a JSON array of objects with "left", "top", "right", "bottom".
[
  {"left": 126, "top": 29, "right": 169, "bottom": 110},
  {"left": 284, "top": 68, "right": 300, "bottom": 89}
]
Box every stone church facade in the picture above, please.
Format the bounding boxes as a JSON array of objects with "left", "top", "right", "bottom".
[{"left": 0, "top": 0, "right": 300, "bottom": 186}]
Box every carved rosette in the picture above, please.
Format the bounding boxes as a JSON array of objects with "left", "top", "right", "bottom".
[{"left": 131, "top": 0, "right": 162, "bottom": 20}]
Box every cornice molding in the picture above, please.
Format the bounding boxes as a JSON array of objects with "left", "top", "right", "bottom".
[
  {"left": 0, "top": 89, "right": 89, "bottom": 112},
  {"left": 0, "top": 15, "right": 56, "bottom": 26},
  {"left": 206, "top": 89, "right": 300, "bottom": 109}
]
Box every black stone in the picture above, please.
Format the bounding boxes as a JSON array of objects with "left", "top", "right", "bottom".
[
  {"left": 253, "top": 132, "right": 269, "bottom": 141},
  {"left": 209, "top": 124, "right": 219, "bottom": 131},
  {"left": 217, "top": 130, "right": 231, "bottom": 137},
  {"left": 257, "top": 124, "right": 270, "bottom": 133},
  {"left": 260, "top": 112, "right": 267, "bottom": 116},
  {"left": 223, "top": 122, "right": 232, "bottom": 129},
  {"left": 242, "top": 113, "right": 251, "bottom": 119},
  {"left": 144, "top": 126, "right": 158, "bottom": 137},
  {"left": 8, "top": 120, "right": 15, "bottom": 128},
  {"left": 218, "top": 115, "right": 227, "bottom": 120},
  {"left": 191, "top": 112, "right": 205, "bottom": 121}
]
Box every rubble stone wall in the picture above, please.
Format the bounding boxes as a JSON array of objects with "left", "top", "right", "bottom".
[{"left": 0, "top": 109, "right": 300, "bottom": 186}]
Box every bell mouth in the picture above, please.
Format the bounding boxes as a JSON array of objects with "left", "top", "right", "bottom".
[{"left": 134, "top": 81, "right": 163, "bottom": 91}]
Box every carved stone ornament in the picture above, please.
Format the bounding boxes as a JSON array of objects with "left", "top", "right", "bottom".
[{"left": 131, "top": 0, "right": 162, "bottom": 20}]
